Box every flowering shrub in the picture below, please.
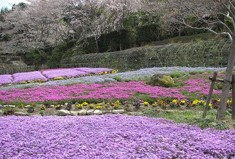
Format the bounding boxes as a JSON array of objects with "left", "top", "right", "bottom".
[
  {"left": 0, "top": 74, "right": 12, "bottom": 85},
  {"left": 89, "top": 104, "right": 95, "bottom": 109},
  {"left": 80, "top": 102, "right": 88, "bottom": 106},
  {"left": 144, "top": 101, "right": 149, "bottom": 106},
  {"left": 53, "top": 76, "right": 65, "bottom": 80},
  {"left": 0, "top": 115, "right": 234, "bottom": 158},
  {"left": 96, "top": 105, "right": 102, "bottom": 109},
  {"left": 41, "top": 68, "right": 88, "bottom": 79},
  {"left": 180, "top": 100, "right": 186, "bottom": 105},
  {"left": 12, "top": 71, "right": 47, "bottom": 84},
  {"left": 171, "top": 99, "right": 178, "bottom": 105}
]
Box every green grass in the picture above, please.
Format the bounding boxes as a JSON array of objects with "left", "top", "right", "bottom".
[
  {"left": 113, "top": 76, "right": 123, "bottom": 82},
  {"left": 143, "top": 108, "right": 234, "bottom": 130},
  {"left": 0, "top": 100, "right": 4, "bottom": 105},
  {"left": 170, "top": 71, "right": 188, "bottom": 78},
  {"left": 169, "top": 71, "right": 189, "bottom": 88},
  {"left": 214, "top": 82, "right": 223, "bottom": 90},
  {"left": 133, "top": 93, "right": 155, "bottom": 103},
  {"left": 188, "top": 71, "right": 204, "bottom": 75}
]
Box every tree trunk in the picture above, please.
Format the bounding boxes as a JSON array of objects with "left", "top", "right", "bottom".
[
  {"left": 95, "top": 37, "right": 99, "bottom": 53},
  {"left": 120, "top": 43, "right": 122, "bottom": 51},
  {"left": 217, "top": 39, "right": 235, "bottom": 120}
]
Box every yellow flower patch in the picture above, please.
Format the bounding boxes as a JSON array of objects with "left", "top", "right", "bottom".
[
  {"left": 144, "top": 101, "right": 149, "bottom": 106},
  {"left": 96, "top": 105, "right": 102, "bottom": 110},
  {"left": 53, "top": 76, "right": 64, "bottom": 80},
  {"left": 180, "top": 100, "right": 186, "bottom": 105},
  {"left": 77, "top": 104, "right": 83, "bottom": 109},
  {"left": 171, "top": 99, "right": 178, "bottom": 105},
  {"left": 81, "top": 102, "right": 89, "bottom": 107}
]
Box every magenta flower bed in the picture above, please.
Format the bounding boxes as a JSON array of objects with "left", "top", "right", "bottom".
[
  {"left": 0, "top": 77, "right": 222, "bottom": 103},
  {"left": 0, "top": 115, "right": 234, "bottom": 159},
  {"left": 0, "top": 81, "right": 185, "bottom": 103},
  {"left": 41, "top": 68, "right": 88, "bottom": 79},
  {"left": 75, "top": 67, "right": 113, "bottom": 74},
  {"left": 181, "top": 79, "right": 221, "bottom": 95},
  {"left": 0, "top": 74, "right": 12, "bottom": 85},
  {"left": 12, "top": 71, "right": 47, "bottom": 83}
]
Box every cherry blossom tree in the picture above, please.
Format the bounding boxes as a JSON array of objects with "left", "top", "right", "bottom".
[
  {"left": 82, "top": 0, "right": 145, "bottom": 52},
  {"left": 102, "top": 0, "right": 144, "bottom": 30},
  {"left": 4, "top": 0, "right": 146, "bottom": 53},
  {"left": 4, "top": 0, "right": 77, "bottom": 52}
]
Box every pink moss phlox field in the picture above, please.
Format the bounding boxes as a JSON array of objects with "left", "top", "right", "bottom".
[
  {"left": 41, "top": 69, "right": 88, "bottom": 79},
  {"left": 12, "top": 71, "right": 48, "bottom": 83},
  {"left": 0, "top": 74, "right": 12, "bottom": 85},
  {"left": 0, "top": 78, "right": 224, "bottom": 103},
  {"left": 75, "top": 67, "right": 113, "bottom": 74},
  {"left": 0, "top": 82, "right": 185, "bottom": 103},
  {"left": 0, "top": 115, "right": 234, "bottom": 159},
  {"left": 181, "top": 78, "right": 221, "bottom": 95},
  {"left": 0, "top": 67, "right": 114, "bottom": 85}
]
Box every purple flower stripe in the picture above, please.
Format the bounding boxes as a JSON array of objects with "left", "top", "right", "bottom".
[
  {"left": 0, "top": 115, "right": 234, "bottom": 159},
  {"left": 12, "top": 71, "right": 47, "bottom": 83},
  {"left": 0, "top": 74, "right": 12, "bottom": 85},
  {"left": 0, "top": 67, "right": 114, "bottom": 85},
  {"left": 41, "top": 69, "right": 88, "bottom": 79}
]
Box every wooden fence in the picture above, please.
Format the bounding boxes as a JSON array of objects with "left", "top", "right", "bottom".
[{"left": 203, "top": 72, "right": 235, "bottom": 120}]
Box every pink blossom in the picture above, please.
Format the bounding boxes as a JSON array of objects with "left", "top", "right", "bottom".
[
  {"left": 0, "top": 82, "right": 184, "bottom": 103},
  {"left": 12, "top": 71, "right": 47, "bottom": 83},
  {"left": 42, "top": 69, "right": 88, "bottom": 79},
  {"left": 0, "top": 75, "right": 12, "bottom": 85},
  {"left": 181, "top": 78, "right": 222, "bottom": 95}
]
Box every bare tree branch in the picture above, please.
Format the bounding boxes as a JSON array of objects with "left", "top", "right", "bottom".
[
  {"left": 180, "top": 19, "right": 233, "bottom": 41},
  {"left": 228, "top": 0, "right": 235, "bottom": 11},
  {"left": 217, "top": 12, "right": 235, "bottom": 32}
]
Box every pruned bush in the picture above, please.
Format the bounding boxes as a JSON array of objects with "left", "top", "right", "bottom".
[{"left": 147, "top": 74, "right": 175, "bottom": 87}]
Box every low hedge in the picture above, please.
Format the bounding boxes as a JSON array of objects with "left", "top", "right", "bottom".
[{"left": 61, "top": 39, "right": 230, "bottom": 71}]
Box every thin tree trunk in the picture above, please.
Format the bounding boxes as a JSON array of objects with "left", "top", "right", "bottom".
[
  {"left": 217, "top": 38, "right": 235, "bottom": 119},
  {"left": 95, "top": 37, "right": 99, "bottom": 53}
]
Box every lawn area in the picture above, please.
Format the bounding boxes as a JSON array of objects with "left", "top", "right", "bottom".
[{"left": 143, "top": 109, "right": 235, "bottom": 130}]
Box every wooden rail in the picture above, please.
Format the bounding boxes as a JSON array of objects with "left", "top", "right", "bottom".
[
  {"left": 203, "top": 72, "right": 235, "bottom": 120},
  {"left": 203, "top": 72, "right": 217, "bottom": 118}
]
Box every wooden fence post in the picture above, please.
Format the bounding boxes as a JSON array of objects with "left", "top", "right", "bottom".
[
  {"left": 232, "top": 75, "right": 235, "bottom": 120},
  {"left": 202, "top": 72, "right": 217, "bottom": 118}
]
